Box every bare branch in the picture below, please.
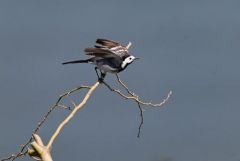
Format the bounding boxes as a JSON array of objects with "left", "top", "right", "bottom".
[
  {"left": 46, "top": 81, "right": 99, "bottom": 149},
  {"left": 2, "top": 74, "right": 171, "bottom": 160},
  {"left": 102, "top": 74, "right": 172, "bottom": 137},
  {"left": 1, "top": 85, "right": 91, "bottom": 161},
  {"left": 28, "top": 134, "right": 53, "bottom": 161},
  {"left": 116, "top": 74, "right": 172, "bottom": 107},
  {"left": 25, "top": 81, "right": 100, "bottom": 161},
  {"left": 103, "top": 80, "right": 172, "bottom": 107}
]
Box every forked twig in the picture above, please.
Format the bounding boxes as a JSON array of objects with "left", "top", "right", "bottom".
[
  {"left": 102, "top": 74, "right": 172, "bottom": 137},
  {"left": 102, "top": 77, "right": 172, "bottom": 107}
]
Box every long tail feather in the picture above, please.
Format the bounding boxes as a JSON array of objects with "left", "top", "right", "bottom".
[{"left": 62, "top": 59, "right": 89, "bottom": 65}]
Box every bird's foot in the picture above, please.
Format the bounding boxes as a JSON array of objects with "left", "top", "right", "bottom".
[
  {"left": 98, "top": 73, "right": 106, "bottom": 83},
  {"left": 98, "top": 77, "right": 104, "bottom": 83}
]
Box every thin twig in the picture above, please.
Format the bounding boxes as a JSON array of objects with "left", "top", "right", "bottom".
[
  {"left": 115, "top": 74, "right": 132, "bottom": 94},
  {"left": 57, "top": 104, "right": 70, "bottom": 110},
  {"left": 115, "top": 74, "right": 144, "bottom": 137},
  {"left": 70, "top": 99, "right": 77, "bottom": 108},
  {"left": 103, "top": 80, "right": 172, "bottom": 107},
  {"left": 102, "top": 74, "right": 172, "bottom": 137},
  {"left": 137, "top": 103, "right": 143, "bottom": 138}
]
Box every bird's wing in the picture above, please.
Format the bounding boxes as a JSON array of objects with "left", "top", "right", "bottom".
[
  {"left": 84, "top": 39, "right": 129, "bottom": 59},
  {"left": 96, "top": 39, "right": 120, "bottom": 48}
]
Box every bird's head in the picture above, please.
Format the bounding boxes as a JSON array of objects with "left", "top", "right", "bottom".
[{"left": 121, "top": 55, "right": 140, "bottom": 69}]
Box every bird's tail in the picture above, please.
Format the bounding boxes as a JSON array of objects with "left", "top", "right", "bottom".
[{"left": 62, "top": 59, "right": 91, "bottom": 65}]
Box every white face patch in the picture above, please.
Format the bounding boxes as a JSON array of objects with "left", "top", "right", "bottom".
[{"left": 121, "top": 56, "right": 135, "bottom": 69}]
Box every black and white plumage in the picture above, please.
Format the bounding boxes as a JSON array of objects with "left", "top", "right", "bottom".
[{"left": 62, "top": 38, "right": 139, "bottom": 81}]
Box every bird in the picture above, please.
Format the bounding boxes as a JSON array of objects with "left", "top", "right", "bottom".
[{"left": 62, "top": 38, "right": 139, "bottom": 81}]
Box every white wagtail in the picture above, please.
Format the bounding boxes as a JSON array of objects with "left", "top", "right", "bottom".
[{"left": 62, "top": 38, "right": 139, "bottom": 81}]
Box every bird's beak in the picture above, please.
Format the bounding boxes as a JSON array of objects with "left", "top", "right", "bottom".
[{"left": 134, "top": 57, "right": 140, "bottom": 60}]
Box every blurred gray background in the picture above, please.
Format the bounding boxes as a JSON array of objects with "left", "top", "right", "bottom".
[{"left": 0, "top": 0, "right": 240, "bottom": 161}]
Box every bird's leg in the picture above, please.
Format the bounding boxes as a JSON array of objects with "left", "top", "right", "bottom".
[
  {"left": 99, "top": 71, "right": 106, "bottom": 83},
  {"left": 95, "top": 67, "right": 105, "bottom": 83},
  {"left": 94, "top": 67, "right": 101, "bottom": 80}
]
